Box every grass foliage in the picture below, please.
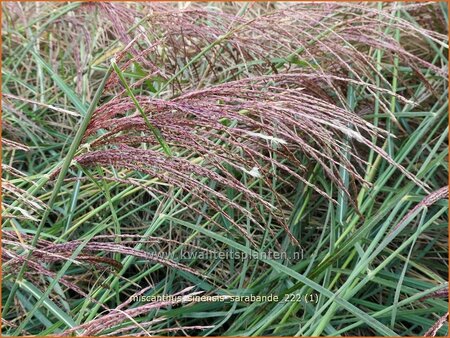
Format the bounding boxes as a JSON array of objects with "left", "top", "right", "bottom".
[{"left": 1, "top": 2, "right": 448, "bottom": 336}]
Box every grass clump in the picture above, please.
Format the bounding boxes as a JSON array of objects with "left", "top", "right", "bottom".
[{"left": 2, "top": 2, "right": 448, "bottom": 336}]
